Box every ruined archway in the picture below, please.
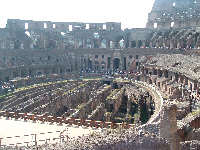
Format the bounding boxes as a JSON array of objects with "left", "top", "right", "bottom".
[{"left": 113, "top": 58, "right": 120, "bottom": 71}]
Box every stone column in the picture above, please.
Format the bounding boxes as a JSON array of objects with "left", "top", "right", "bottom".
[
  {"left": 170, "top": 39, "right": 174, "bottom": 49},
  {"left": 129, "top": 41, "right": 132, "bottom": 48},
  {"left": 106, "top": 40, "right": 110, "bottom": 48},
  {"left": 160, "top": 102, "right": 180, "bottom": 150},
  {"left": 83, "top": 39, "right": 86, "bottom": 48}
]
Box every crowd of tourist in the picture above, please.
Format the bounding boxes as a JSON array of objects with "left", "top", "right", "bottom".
[{"left": 0, "top": 81, "right": 14, "bottom": 95}]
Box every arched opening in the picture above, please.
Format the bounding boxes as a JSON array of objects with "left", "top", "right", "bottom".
[
  {"left": 44, "top": 23, "right": 47, "bottom": 29},
  {"left": 175, "top": 73, "right": 179, "bottom": 81},
  {"left": 95, "top": 61, "right": 99, "bottom": 71},
  {"left": 110, "top": 41, "right": 113, "bottom": 48},
  {"left": 93, "top": 32, "right": 100, "bottom": 39},
  {"left": 164, "top": 70, "right": 169, "bottom": 78},
  {"left": 113, "top": 58, "right": 120, "bottom": 71},
  {"left": 101, "top": 61, "right": 106, "bottom": 70},
  {"left": 69, "top": 25, "right": 73, "bottom": 31},
  {"left": 154, "top": 23, "right": 157, "bottom": 29},
  {"left": 103, "top": 24, "right": 107, "bottom": 30},
  {"left": 158, "top": 70, "right": 163, "bottom": 77},
  {"left": 119, "top": 39, "right": 124, "bottom": 48},
  {"left": 149, "top": 79, "right": 152, "bottom": 84},
  {"left": 25, "top": 23, "right": 29, "bottom": 30},
  {"left": 88, "top": 59, "right": 92, "bottom": 70},
  {"left": 171, "top": 22, "right": 175, "bottom": 28},
  {"left": 101, "top": 39, "right": 106, "bottom": 48},
  {"left": 138, "top": 40, "right": 143, "bottom": 48},
  {"left": 131, "top": 41, "right": 136, "bottom": 48},
  {"left": 86, "top": 24, "right": 90, "bottom": 29},
  {"left": 86, "top": 39, "right": 91, "bottom": 48},
  {"left": 153, "top": 68, "right": 157, "bottom": 75}
]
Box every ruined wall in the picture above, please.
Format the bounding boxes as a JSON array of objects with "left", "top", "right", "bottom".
[
  {"left": 2, "top": 17, "right": 200, "bottom": 52},
  {"left": 6, "top": 19, "right": 121, "bottom": 32},
  {"left": 0, "top": 48, "right": 183, "bottom": 81},
  {"left": 147, "top": 0, "right": 200, "bottom": 29}
]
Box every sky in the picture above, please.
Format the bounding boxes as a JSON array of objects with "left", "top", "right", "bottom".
[{"left": 0, "top": 0, "right": 155, "bottom": 29}]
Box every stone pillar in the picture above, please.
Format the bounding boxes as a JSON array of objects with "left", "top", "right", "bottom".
[
  {"left": 129, "top": 41, "right": 132, "bottom": 48},
  {"left": 44, "top": 39, "right": 46, "bottom": 49},
  {"left": 160, "top": 102, "right": 180, "bottom": 150},
  {"left": 106, "top": 40, "right": 110, "bottom": 48},
  {"left": 75, "top": 40, "right": 79, "bottom": 48},
  {"left": 83, "top": 39, "right": 86, "bottom": 48},
  {"left": 178, "top": 75, "right": 184, "bottom": 84},
  {"left": 170, "top": 39, "right": 174, "bottom": 49},
  {"left": 136, "top": 40, "right": 139, "bottom": 48}
]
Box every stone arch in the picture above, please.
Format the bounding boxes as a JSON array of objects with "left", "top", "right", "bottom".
[
  {"left": 101, "top": 61, "right": 106, "bottom": 70},
  {"left": 153, "top": 68, "right": 157, "bottom": 75},
  {"left": 164, "top": 70, "right": 169, "bottom": 78},
  {"left": 138, "top": 40, "right": 143, "bottom": 48},
  {"left": 101, "top": 39, "right": 106, "bottom": 48},
  {"left": 94, "top": 61, "right": 100, "bottom": 71},
  {"left": 149, "top": 78, "right": 152, "bottom": 84},
  {"left": 158, "top": 70, "right": 163, "bottom": 77},
  {"left": 88, "top": 59, "right": 92, "bottom": 70},
  {"left": 113, "top": 58, "right": 120, "bottom": 71},
  {"left": 131, "top": 41, "right": 136, "bottom": 48}
]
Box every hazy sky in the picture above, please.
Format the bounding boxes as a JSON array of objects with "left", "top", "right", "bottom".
[{"left": 0, "top": 0, "right": 155, "bottom": 29}]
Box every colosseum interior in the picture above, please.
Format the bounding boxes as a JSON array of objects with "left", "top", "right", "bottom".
[{"left": 0, "top": 0, "right": 200, "bottom": 149}]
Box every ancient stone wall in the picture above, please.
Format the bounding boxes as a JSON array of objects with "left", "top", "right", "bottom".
[
  {"left": 147, "top": 0, "right": 200, "bottom": 29},
  {"left": 0, "top": 48, "right": 183, "bottom": 81}
]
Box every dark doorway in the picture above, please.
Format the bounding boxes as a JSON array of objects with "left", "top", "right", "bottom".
[
  {"left": 113, "top": 58, "right": 120, "bottom": 71},
  {"left": 88, "top": 59, "right": 92, "bottom": 70},
  {"left": 123, "top": 57, "right": 127, "bottom": 70},
  {"left": 107, "top": 57, "right": 111, "bottom": 70},
  {"left": 138, "top": 40, "right": 142, "bottom": 48},
  {"left": 131, "top": 41, "right": 136, "bottom": 48}
]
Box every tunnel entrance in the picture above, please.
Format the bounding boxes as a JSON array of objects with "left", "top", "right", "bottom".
[{"left": 113, "top": 58, "right": 120, "bottom": 71}]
